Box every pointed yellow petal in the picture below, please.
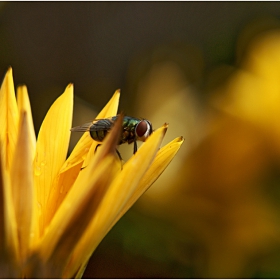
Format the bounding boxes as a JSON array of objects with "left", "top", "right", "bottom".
[
  {"left": 44, "top": 163, "right": 83, "bottom": 227},
  {"left": 33, "top": 84, "right": 73, "bottom": 235},
  {"left": 0, "top": 143, "right": 19, "bottom": 263},
  {"left": 16, "top": 86, "right": 38, "bottom": 249},
  {"left": 38, "top": 116, "right": 123, "bottom": 277},
  {"left": 47, "top": 156, "right": 119, "bottom": 278},
  {"left": 117, "top": 136, "right": 184, "bottom": 220},
  {"left": 44, "top": 91, "right": 120, "bottom": 225},
  {"left": 0, "top": 146, "right": 20, "bottom": 277},
  {"left": 97, "top": 89, "right": 120, "bottom": 119},
  {"left": 0, "top": 67, "right": 19, "bottom": 263},
  {"left": 10, "top": 112, "right": 35, "bottom": 262},
  {"left": 60, "top": 89, "right": 120, "bottom": 173},
  {"left": 0, "top": 67, "right": 19, "bottom": 170},
  {"left": 16, "top": 86, "right": 36, "bottom": 160},
  {"left": 65, "top": 124, "right": 168, "bottom": 278},
  {"left": 0, "top": 146, "right": 6, "bottom": 251}
]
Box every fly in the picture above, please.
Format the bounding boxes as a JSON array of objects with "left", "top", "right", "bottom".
[{"left": 71, "top": 115, "right": 153, "bottom": 156}]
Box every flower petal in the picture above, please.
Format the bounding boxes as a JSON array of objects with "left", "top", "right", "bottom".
[
  {"left": 0, "top": 143, "right": 19, "bottom": 264},
  {"left": 33, "top": 84, "right": 73, "bottom": 235},
  {"left": 0, "top": 68, "right": 19, "bottom": 170},
  {"left": 44, "top": 91, "right": 120, "bottom": 225},
  {"left": 0, "top": 67, "right": 20, "bottom": 265},
  {"left": 73, "top": 261, "right": 88, "bottom": 279},
  {"left": 0, "top": 148, "right": 5, "bottom": 252},
  {"left": 15, "top": 86, "right": 38, "bottom": 249},
  {"left": 64, "top": 123, "right": 168, "bottom": 278},
  {"left": 37, "top": 115, "right": 123, "bottom": 278},
  {"left": 16, "top": 86, "right": 36, "bottom": 160},
  {"left": 10, "top": 111, "right": 35, "bottom": 262},
  {"left": 0, "top": 147, "right": 19, "bottom": 277},
  {"left": 116, "top": 136, "right": 184, "bottom": 222},
  {"left": 60, "top": 89, "right": 120, "bottom": 173}
]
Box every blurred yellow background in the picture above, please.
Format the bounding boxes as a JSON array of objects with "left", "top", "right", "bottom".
[{"left": 2, "top": 2, "right": 280, "bottom": 278}]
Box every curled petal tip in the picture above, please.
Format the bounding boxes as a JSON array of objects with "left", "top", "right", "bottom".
[{"left": 162, "top": 123, "right": 169, "bottom": 134}]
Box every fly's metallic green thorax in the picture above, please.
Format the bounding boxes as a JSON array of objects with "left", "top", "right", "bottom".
[
  {"left": 112, "top": 116, "right": 149, "bottom": 145},
  {"left": 71, "top": 115, "right": 153, "bottom": 154}
]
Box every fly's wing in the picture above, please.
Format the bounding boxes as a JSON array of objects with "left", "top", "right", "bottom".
[
  {"left": 70, "top": 118, "right": 115, "bottom": 133},
  {"left": 70, "top": 122, "right": 93, "bottom": 132}
]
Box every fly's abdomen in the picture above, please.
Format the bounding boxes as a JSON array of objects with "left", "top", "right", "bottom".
[
  {"left": 89, "top": 129, "right": 108, "bottom": 142},
  {"left": 89, "top": 118, "right": 113, "bottom": 142}
]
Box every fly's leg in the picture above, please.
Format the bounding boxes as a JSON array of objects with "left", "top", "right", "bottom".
[
  {"left": 94, "top": 144, "right": 101, "bottom": 153},
  {"left": 116, "top": 149, "right": 122, "bottom": 161},
  {"left": 80, "top": 146, "right": 101, "bottom": 170},
  {"left": 94, "top": 144, "right": 123, "bottom": 167},
  {"left": 116, "top": 149, "right": 124, "bottom": 170},
  {"left": 133, "top": 140, "right": 138, "bottom": 154}
]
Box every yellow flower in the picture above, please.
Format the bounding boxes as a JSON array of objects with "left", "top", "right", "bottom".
[
  {"left": 211, "top": 29, "right": 280, "bottom": 155},
  {"left": 0, "top": 67, "right": 184, "bottom": 278}
]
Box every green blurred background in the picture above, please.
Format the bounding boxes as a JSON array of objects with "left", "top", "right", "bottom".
[{"left": 3, "top": 2, "right": 280, "bottom": 278}]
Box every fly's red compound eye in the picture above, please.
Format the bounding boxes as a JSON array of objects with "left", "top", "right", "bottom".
[
  {"left": 136, "top": 120, "right": 147, "bottom": 137},
  {"left": 135, "top": 120, "right": 151, "bottom": 140}
]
